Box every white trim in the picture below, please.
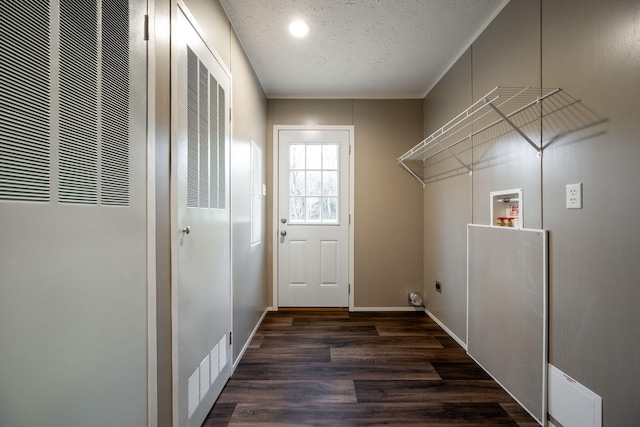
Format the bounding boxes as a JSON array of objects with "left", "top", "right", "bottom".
[
  {"left": 542, "top": 231, "right": 549, "bottom": 425},
  {"left": 232, "top": 308, "right": 269, "bottom": 370},
  {"left": 350, "top": 306, "right": 423, "bottom": 312},
  {"left": 169, "top": 3, "right": 180, "bottom": 425},
  {"left": 272, "top": 125, "right": 355, "bottom": 310},
  {"left": 348, "top": 128, "right": 355, "bottom": 311},
  {"left": 424, "top": 308, "right": 468, "bottom": 350},
  {"left": 466, "top": 224, "right": 470, "bottom": 347},
  {"left": 271, "top": 127, "right": 279, "bottom": 311},
  {"left": 145, "top": 1, "right": 158, "bottom": 426},
  {"left": 227, "top": 42, "right": 235, "bottom": 383}
]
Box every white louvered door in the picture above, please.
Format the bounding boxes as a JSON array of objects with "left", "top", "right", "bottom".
[
  {"left": 172, "top": 5, "right": 232, "bottom": 427},
  {"left": 0, "top": 1, "right": 149, "bottom": 426}
]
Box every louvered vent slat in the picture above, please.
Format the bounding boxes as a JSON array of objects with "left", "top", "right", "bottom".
[
  {"left": 101, "top": 0, "right": 130, "bottom": 206},
  {"left": 0, "top": 139, "right": 50, "bottom": 156},
  {"left": 0, "top": 1, "right": 51, "bottom": 202},
  {"left": 198, "top": 61, "right": 210, "bottom": 208},
  {"left": 59, "top": 0, "right": 98, "bottom": 205},
  {"left": 0, "top": 66, "right": 51, "bottom": 89},
  {"left": 183, "top": 47, "right": 227, "bottom": 210},
  {"left": 0, "top": 170, "right": 49, "bottom": 183},
  {"left": 0, "top": 105, "right": 50, "bottom": 130},
  {"left": 209, "top": 77, "right": 219, "bottom": 208},
  {"left": 0, "top": 160, "right": 51, "bottom": 176},
  {"left": 187, "top": 47, "right": 199, "bottom": 208}
]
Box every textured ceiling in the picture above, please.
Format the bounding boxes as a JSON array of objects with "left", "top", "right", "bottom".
[{"left": 219, "top": 0, "right": 508, "bottom": 99}]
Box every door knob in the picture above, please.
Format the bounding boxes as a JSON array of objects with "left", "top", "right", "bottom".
[
  {"left": 280, "top": 230, "right": 287, "bottom": 237},
  {"left": 281, "top": 218, "right": 287, "bottom": 224},
  {"left": 182, "top": 226, "right": 191, "bottom": 234}
]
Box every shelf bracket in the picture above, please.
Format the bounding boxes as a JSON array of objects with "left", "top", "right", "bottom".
[
  {"left": 434, "top": 137, "right": 472, "bottom": 172},
  {"left": 484, "top": 99, "right": 541, "bottom": 153},
  {"left": 398, "top": 160, "right": 425, "bottom": 188}
]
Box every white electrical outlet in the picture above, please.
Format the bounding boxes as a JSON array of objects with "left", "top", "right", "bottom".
[{"left": 566, "top": 183, "right": 582, "bottom": 209}]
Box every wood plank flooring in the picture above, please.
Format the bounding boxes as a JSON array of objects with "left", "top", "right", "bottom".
[{"left": 203, "top": 310, "right": 538, "bottom": 426}]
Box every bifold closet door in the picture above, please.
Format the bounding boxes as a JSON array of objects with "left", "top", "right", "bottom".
[{"left": 0, "top": 1, "right": 149, "bottom": 426}]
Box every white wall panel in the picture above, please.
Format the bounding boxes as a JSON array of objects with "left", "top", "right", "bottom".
[{"left": 0, "top": 1, "right": 149, "bottom": 425}]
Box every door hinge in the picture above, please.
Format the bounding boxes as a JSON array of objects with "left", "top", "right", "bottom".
[
  {"left": 348, "top": 283, "right": 351, "bottom": 295},
  {"left": 144, "top": 15, "right": 149, "bottom": 41},
  {"left": 349, "top": 214, "right": 351, "bottom": 225},
  {"left": 349, "top": 145, "right": 352, "bottom": 155},
  {"left": 229, "top": 332, "right": 232, "bottom": 345}
]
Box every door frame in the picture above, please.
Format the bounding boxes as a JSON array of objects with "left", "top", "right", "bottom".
[{"left": 272, "top": 125, "right": 355, "bottom": 311}]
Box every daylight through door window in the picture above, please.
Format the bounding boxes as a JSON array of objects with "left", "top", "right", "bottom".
[{"left": 289, "top": 143, "right": 338, "bottom": 223}]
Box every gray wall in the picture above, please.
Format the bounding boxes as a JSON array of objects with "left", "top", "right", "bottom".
[
  {"left": 422, "top": 48, "right": 473, "bottom": 342},
  {"left": 471, "top": 0, "right": 542, "bottom": 229},
  {"left": 229, "top": 28, "right": 269, "bottom": 362},
  {"left": 153, "top": 0, "right": 173, "bottom": 424},
  {"left": 542, "top": 0, "right": 640, "bottom": 425},
  {"left": 423, "top": 0, "right": 640, "bottom": 424},
  {"left": 267, "top": 99, "right": 424, "bottom": 308}
]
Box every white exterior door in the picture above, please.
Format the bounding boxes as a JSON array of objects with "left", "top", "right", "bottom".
[
  {"left": 173, "top": 6, "right": 231, "bottom": 426},
  {"left": 278, "top": 128, "right": 351, "bottom": 307}
]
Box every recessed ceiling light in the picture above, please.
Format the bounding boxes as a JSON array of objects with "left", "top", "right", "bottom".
[{"left": 289, "top": 20, "right": 310, "bottom": 38}]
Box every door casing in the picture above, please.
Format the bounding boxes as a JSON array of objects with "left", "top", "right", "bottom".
[{"left": 272, "top": 125, "right": 355, "bottom": 310}]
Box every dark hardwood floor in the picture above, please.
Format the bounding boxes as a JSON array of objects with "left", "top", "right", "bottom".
[{"left": 203, "top": 310, "right": 538, "bottom": 426}]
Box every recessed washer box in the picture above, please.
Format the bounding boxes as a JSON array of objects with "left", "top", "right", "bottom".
[{"left": 490, "top": 188, "right": 522, "bottom": 229}]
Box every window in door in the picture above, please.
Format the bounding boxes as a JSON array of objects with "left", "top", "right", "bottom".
[{"left": 289, "top": 143, "right": 338, "bottom": 224}]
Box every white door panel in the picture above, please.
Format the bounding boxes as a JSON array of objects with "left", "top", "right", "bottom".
[
  {"left": 278, "top": 129, "right": 350, "bottom": 307},
  {"left": 320, "top": 240, "right": 339, "bottom": 285},
  {"left": 173, "top": 6, "right": 231, "bottom": 426}
]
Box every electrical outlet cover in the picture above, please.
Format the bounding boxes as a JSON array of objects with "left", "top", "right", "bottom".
[{"left": 566, "top": 183, "right": 582, "bottom": 209}]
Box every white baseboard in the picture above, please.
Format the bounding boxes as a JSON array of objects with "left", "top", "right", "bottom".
[
  {"left": 269, "top": 306, "right": 421, "bottom": 312},
  {"left": 350, "top": 306, "right": 425, "bottom": 312},
  {"left": 232, "top": 307, "right": 269, "bottom": 370},
  {"left": 423, "top": 307, "right": 467, "bottom": 350}
]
